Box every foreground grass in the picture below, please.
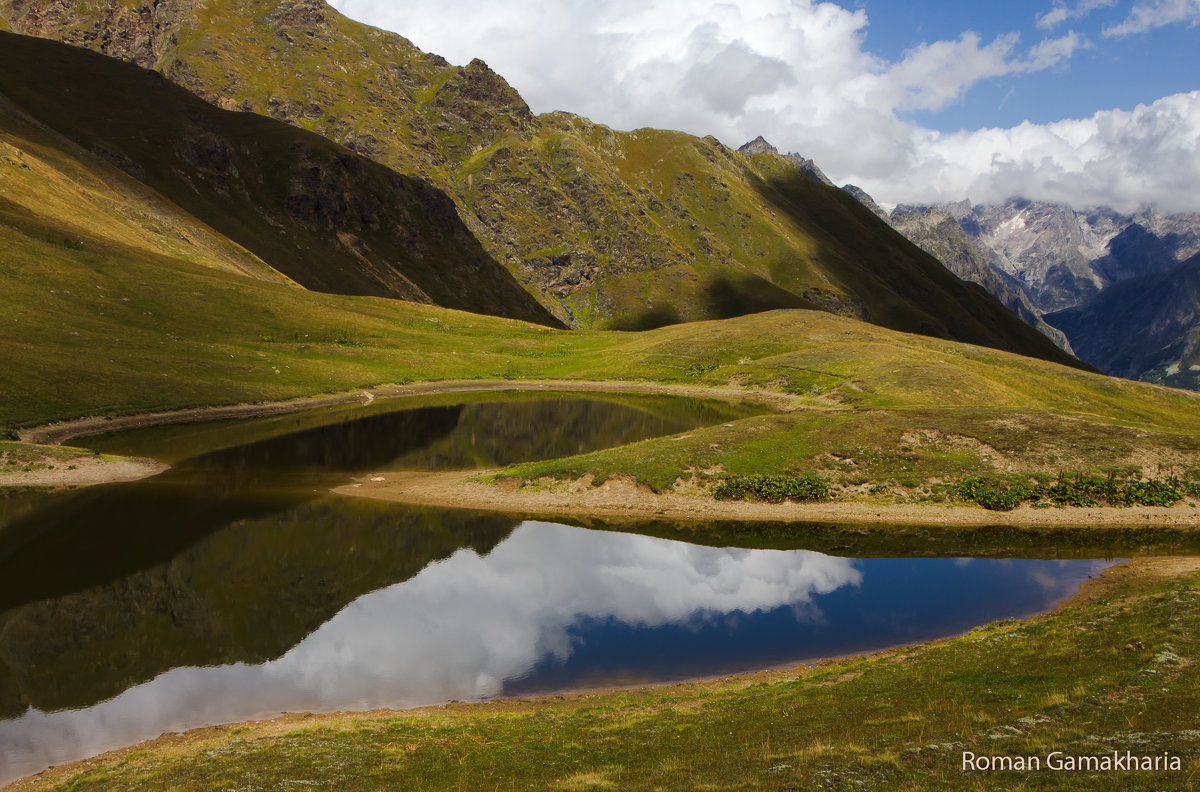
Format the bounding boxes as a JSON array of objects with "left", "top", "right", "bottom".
[{"left": 19, "top": 559, "right": 1199, "bottom": 791}]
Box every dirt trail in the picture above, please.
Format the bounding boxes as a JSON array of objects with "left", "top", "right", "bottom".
[{"left": 21, "top": 379, "right": 802, "bottom": 446}]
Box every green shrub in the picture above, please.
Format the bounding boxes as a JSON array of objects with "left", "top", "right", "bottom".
[
  {"left": 712, "top": 473, "right": 830, "bottom": 504},
  {"left": 955, "top": 472, "right": 1185, "bottom": 511},
  {"left": 954, "top": 476, "right": 1039, "bottom": 511},
  {"left": 683, "top": 359, "right": 719, "bottom": 377},
  {"left": 1121, "top": 479, "right": 1182, "bottom": 507}
]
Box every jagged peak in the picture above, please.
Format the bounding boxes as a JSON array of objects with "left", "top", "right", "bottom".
[
  {"left": 739, "top": 136, "right": 836, "bottom": 188},
  {"left": 738, "top": 135, "right": 777, "bottom": 155},
  {"left": 782, "top": 153, "right": 834, "bottom": 187}
]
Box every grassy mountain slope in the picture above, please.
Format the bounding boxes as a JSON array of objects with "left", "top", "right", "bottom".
[
  {"left": 0, "top": 89, "right": 289, "bottom": 288},
  {"left": 1048, "top": 253, "right": 1200, "bottom": 390},
  {"left": 0, "top": 0, "right": 1088, "bottom": 369},
  {"left": 0, "top": 30, "right": 560, "bottom": 327},
  {"left": 2, "top": 181, "right": 1195, "bottom": 438}
]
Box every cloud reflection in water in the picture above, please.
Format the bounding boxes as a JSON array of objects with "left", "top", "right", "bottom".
[{"left": 0, "top": 521, "right": 861, "bottom": 780}]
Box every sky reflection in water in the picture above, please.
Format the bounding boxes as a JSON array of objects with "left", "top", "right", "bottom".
[{"left": 0, "top": 521, "right": 1109, "bottom": 782}]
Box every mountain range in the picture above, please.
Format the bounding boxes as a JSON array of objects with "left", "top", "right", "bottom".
[
  {"left": 0, "top": 0, "right": 1084, "bottom": 373},
  {"left": 833, "top": 185, "right": 1200, "bottom": 391}
]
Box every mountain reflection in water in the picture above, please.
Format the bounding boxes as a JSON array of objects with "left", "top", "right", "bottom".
[
  {"left": 0, "top": 395, "right": 1113, "bottom": 783},
  {"left": 0, "top": 521, "right": 1109, "bottom": 783}
]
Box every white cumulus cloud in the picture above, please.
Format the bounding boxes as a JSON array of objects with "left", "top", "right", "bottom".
[
  {"left": 886, "top": 90, "right": 1200, "bottom": 212},
  {"left": 327, "top": 0, "right": 1200, "bottom": 212}
]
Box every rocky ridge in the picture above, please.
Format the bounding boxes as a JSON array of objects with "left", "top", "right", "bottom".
[
  {"left": 737, "top": 135, "right": 835, "bottom": 187},
  {"left": 876, "top": 194, "right": 1200, "bottom": 388},
  {"left": 945, "top": 199, "right": 1200, "bottom": 313},
  {"left": 1047, "top": 253, "right": 1200, "bottom": 390}
]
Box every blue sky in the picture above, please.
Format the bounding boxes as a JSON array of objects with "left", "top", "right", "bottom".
[
  {"left": 857, "top": 0, "right": 1200, "bottom": 131},
  {"left": 331, "top": 0, "right": 1200, "bottom": 212}
]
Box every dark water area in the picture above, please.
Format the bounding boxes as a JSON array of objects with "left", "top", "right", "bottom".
[
  {"left": 0, "top": 393, "right": 1124, "bottom": 783},
  {"left": 0, "top": 394, "right": 748, "bottom": 611}
]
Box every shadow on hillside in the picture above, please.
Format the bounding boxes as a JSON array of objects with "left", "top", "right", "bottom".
[
  {"left": 702, "top": 273, "right": 811, "bottom": 319},
  {"left": 605, "top": 274, "right": 814, "bottom": 331},
  {"left": 748, "top": 168, "right": 1095, "bottom": 370}
]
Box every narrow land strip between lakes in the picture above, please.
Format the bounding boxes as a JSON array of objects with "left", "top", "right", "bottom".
[
  {"left": 335, "top": 469, "right": 1200, "bottom": 527},
  {"left": 17, "top": 379, "right": 805, "bottom": 447},
  {"left": 9, "top": 378, "right": 1200, "bottom": 526}
]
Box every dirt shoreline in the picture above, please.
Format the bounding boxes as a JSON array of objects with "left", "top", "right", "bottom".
[
  {"left": 336, "top": 469, "right": 1200, "bottom": 528},
  {"left": 19, "top": 379, "right": 803, "bottom": 447},
  {"left": 7, "top": 555, "right": 1197, "bottom": 792}
]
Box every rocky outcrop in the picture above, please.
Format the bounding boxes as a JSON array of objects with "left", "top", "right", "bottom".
[
  {"left": 426, "top": 58, "right": 538, "bottom": 160},
  {"left": 737, "top": 135, "right": 776, "bottom": 155},
  {"left": 738, "top": 137, "right": 835, "bottom": 186},
  {"left": 782, "top": 152, "right": 835, "bottom": 187},
  {"left": 0, "top": 0, "right": 201, "bottom": 68},
  {"left": 843, "top": 184, "right": 890, "bottom": 222}
]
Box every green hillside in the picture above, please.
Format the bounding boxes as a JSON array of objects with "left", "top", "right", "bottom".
[
  {"left": 0, "top": 31, "right": 560, "bottom": 327},
  {"left": 0, "top": 0, "right": 1088, "bottom": 370}
]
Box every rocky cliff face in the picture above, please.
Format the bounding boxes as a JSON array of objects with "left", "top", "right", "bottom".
[
  {"left": 1, "top": 0, "right": 201, "bottom": 68},
  {"left": 881, "top": 196, "right": 1200, "bottom": 387},
  {"left": 946, "top": 199, "right": 1200, "bottom": 313},
  {"left": 889, "top": 207, "right": 1073, "bottom": 354}
]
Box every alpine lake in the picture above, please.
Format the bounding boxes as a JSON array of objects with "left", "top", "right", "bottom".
[{"left": 0, "top": 390, "right": 1160, "bottom": 783}]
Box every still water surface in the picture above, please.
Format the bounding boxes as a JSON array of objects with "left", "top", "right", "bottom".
[{"left": 0, "top": 394, "right": 1113, "bottom": 782}]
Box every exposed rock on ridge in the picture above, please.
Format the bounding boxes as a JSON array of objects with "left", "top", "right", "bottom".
[
  {"left": 737, "top": 136, "right": 835, "bottom": 187},
  {"left": 890, "top": 206, "right": 1074, "bottom": 354}
]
